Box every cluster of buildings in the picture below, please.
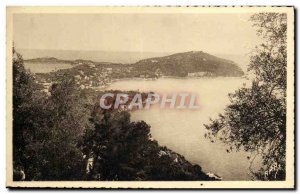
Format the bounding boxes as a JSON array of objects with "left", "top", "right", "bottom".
[
  {"left": 33, "top": 58, "right": 165, "bottom": 94},
  {"left": 35, "top": 63, "right": 138, "bottom": 92},
  {"left": 187, "top": 71, "right": 215, "bottom": 77}
]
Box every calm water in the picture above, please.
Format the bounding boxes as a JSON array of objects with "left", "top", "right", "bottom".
[
  {"left": 24, "top": 62, "right": 73, "bottom": 73},
  {"left": 106, "top": 77, "right": 255, "bottom": 180}
]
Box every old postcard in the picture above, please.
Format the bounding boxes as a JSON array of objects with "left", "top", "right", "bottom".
[{"left": 6, "top": 6, "right": 295, "bottom": 189}]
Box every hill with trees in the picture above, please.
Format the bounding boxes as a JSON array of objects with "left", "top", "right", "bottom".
[{"left": 133, "top": 51, "right": 244, "bottom": 77}]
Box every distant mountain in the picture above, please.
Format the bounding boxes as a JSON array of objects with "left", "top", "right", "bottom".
[
  {"left": 133, "top": 51, "right": 244, "bottom": 77},
  {"left": 19, "top": 48, "right": 171, "bottom": 64},
  {"left": 25, "top": 57, "right": 72, "bottom": 64},
  {"left": 25, "top": 57, "right": 110, "bottom": 65}
]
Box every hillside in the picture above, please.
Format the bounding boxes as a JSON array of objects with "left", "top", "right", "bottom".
[
  {"left": 25, "top": 51, "right": 244, "bottom": 78},
  {"left": 31, "top": 51, "right": 245, "bottom": 90},
  {"left": 133, "top": 51, "right": 244, "bottom": 77}
]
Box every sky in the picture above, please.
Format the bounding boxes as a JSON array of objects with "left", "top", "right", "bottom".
[{"left": 13, "top": 13, "right": 261, "bottom": 55}]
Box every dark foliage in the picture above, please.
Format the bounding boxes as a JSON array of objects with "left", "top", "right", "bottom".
[
  {"left": 204, "top": 13, "right": 287, "bottom": 180},
  {"left": 80, "top": 106, "right": 215, "bottom": 181},
  {"left": 13, "top": 49, "right": 91, "bottom": 180}
]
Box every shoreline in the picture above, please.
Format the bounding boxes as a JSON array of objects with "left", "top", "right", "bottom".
[{"left": 94, "top": 76, "right": 246, "bottom": 91}]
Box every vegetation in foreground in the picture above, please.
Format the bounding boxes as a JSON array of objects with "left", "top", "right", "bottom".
[
  {"left": 204, "top": 13, "right": 287, "bottom": 180},
  {"left": 13, "top": 48, "right": 215, "bottom": 181}
]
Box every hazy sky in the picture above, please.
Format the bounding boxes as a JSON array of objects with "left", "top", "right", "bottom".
[{"left": 13, "top": 13, "right": 261, "bottom": 55}]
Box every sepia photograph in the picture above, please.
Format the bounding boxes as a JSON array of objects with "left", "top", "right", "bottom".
[{"left": 6, "top": 6, "right": 295, "bottom": 189}]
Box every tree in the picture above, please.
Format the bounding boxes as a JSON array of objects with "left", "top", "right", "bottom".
[
  {"left": 12, "top": 47, "right": 46, "bottom": 179},
  {"left": 204, "top": 13, "right": 287, "bottom": 180},
  {"left": 22, "top": 77, "right": 93, "bottom": 180},
  {"left": 13, "top": 49, "right": 93, "bottom": 180},
  {"left": 81, "top": 100, "right": 215, "bottom": 181}
]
